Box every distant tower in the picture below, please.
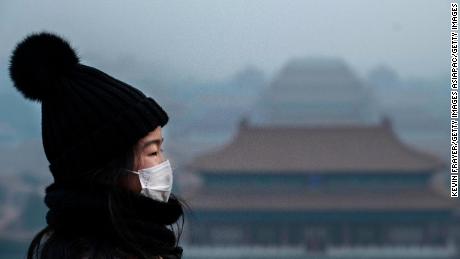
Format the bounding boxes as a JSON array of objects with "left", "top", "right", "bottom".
[{"left": 251, "top": 57, "right": 380, "bottom": 126}]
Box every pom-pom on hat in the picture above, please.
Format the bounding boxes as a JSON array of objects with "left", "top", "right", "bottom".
[{"left": 8, "top": 32, "right": 169, "bottom": 182}]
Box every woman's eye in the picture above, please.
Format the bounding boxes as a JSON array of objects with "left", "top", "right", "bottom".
[{"left": 149, "top": 149, "right": 164, "bottom": 157}]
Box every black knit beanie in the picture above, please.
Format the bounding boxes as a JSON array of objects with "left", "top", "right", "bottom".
[{"left": 8, "top": 32, "right": 169, "bottom": 183}]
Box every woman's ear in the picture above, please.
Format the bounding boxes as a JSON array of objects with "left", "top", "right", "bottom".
[
  {"left": 118, "top": 170, "right": 142, "bottom": 192},
  {"left": 132, "top": 146, "right": 143, "bottom": 171}
]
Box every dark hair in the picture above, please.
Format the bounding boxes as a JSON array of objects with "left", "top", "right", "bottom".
[{"left": 26, "top": 143, "right": 187, "bottom": 259}]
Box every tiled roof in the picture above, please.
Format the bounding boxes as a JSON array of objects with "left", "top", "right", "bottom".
[
  {"left": 185, "top": 189, "right": 455, "bottom": 211},
  {"left": 189, "top": 122, "right": 445, "bottom": 173}
]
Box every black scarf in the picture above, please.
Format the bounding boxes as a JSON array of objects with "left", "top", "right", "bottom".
[{"left": 44, "top": 182, "right": 183, "bottom": 258}]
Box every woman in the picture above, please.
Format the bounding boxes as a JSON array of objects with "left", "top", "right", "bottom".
[{"left": 8, "top": 32, "right": 185, "bottom": 259}]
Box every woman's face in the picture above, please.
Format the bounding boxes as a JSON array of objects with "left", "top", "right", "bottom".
[
  {"left": 119, "top": 126, "right": 165, "bottom": 192},
  {"left": 134, "top": 126, "right": 165, "bottom": 170}
]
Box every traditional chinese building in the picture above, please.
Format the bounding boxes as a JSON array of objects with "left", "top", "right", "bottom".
[
  {"left": 251, "top": 57, "right": 380, "bottom": 126},
  {"left": 182, "top": 118, "right": 456, "bottom": 256}
]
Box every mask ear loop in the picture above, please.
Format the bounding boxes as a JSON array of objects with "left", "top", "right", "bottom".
[
  {"left": 123, "top": 159, "right": 172, "bottom": 176},
  {"left": 121, "top": 169, "right": 144, "bottom": 191},
  {"left": 123, "top": 168, "right": 140, "bottom": 175}
]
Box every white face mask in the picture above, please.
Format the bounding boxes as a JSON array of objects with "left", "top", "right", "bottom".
[{"left": 127, "top": 159, "right": 173, "bottom": 202}]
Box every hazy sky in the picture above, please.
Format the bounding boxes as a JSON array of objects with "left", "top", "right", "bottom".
[{"left": 0, "top": 0, "right": 450, "bottom": 83}]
